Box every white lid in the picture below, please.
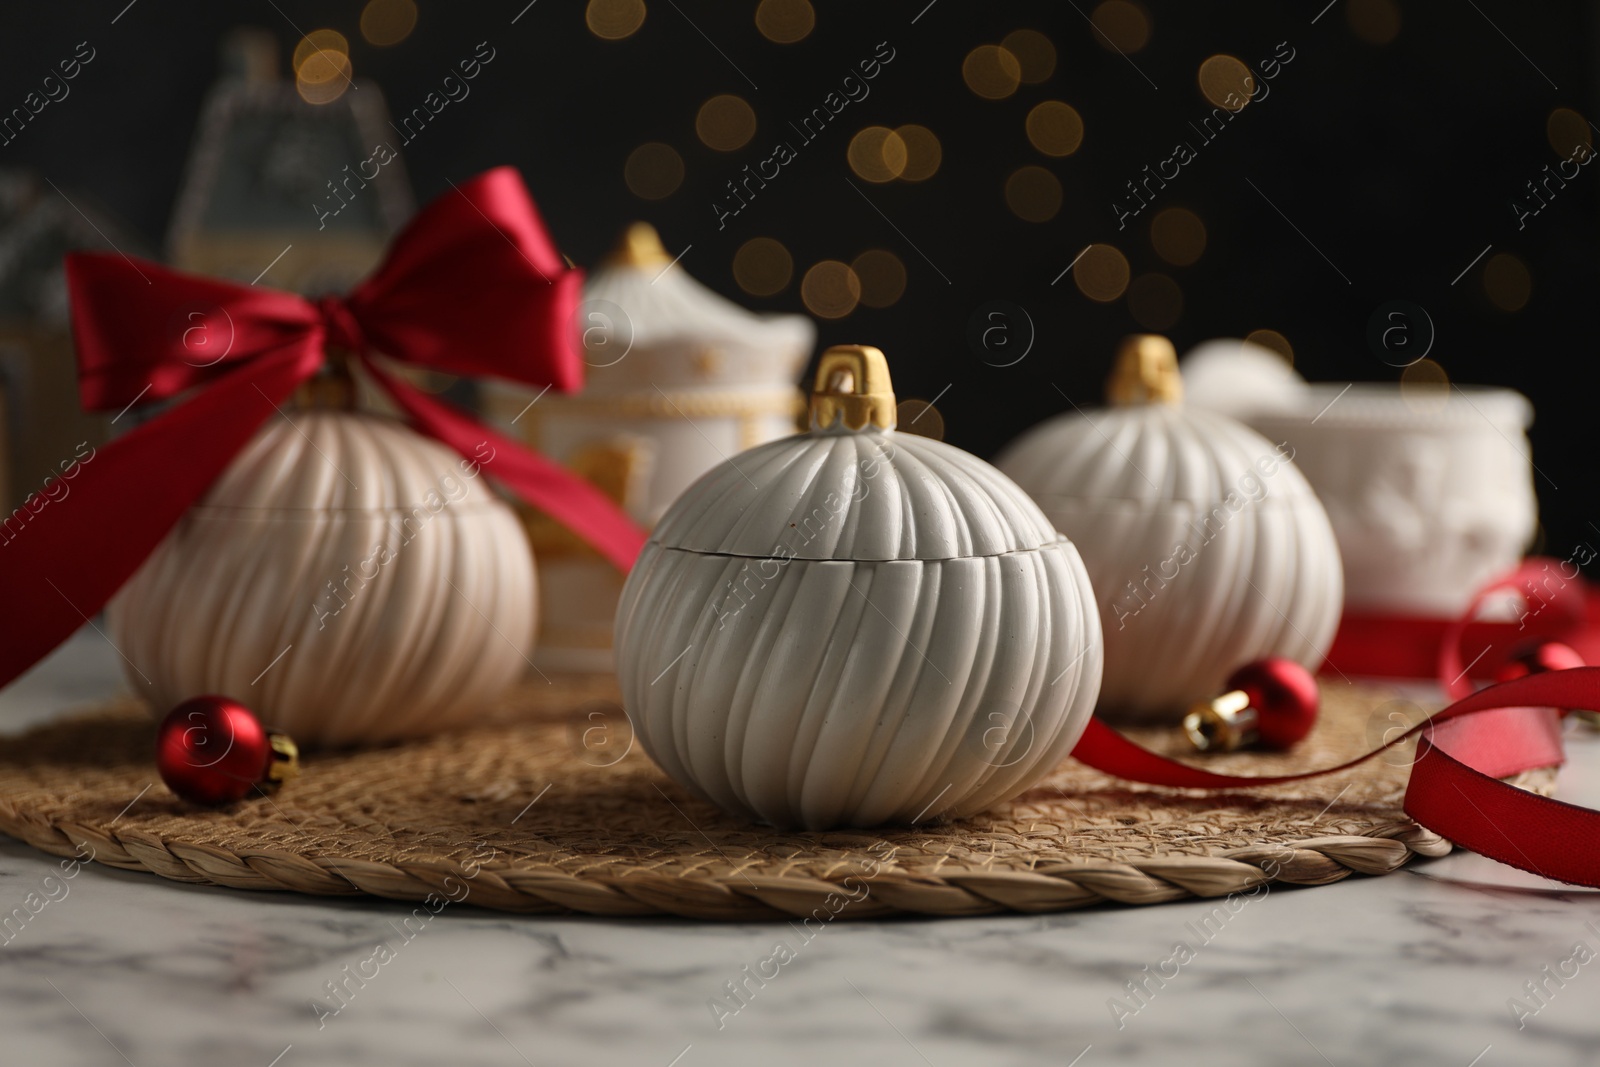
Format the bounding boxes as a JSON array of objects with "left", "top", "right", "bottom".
[
  {"left": 1247, "top": 382, "right": 1533, "bottom": 432},
  {"left": 196, "top": 410, "right": 494, "bottom": 514},
  {"left": 997, "top": 403, "right": 1321, "bottom": 508},
  {"left": 1181, "top": 337, "right": 1310, "bottom": 417},
  {"left": 649, "top": 345, "right": 1060, "bottom": 561}
]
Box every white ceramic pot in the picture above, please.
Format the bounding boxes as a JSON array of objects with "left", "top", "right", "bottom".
[
  {"left": 615, "top": 345, "right": 1103, "bottom": 830},
  {"left": 997, "top": 336, "right": 1343, "bottom": 721},
  {"left": 1244, "top": 384, "right": 1536, "bottom": 616},
  {"left": 110, "top": 409, "right": 536, "bottom": 746}
]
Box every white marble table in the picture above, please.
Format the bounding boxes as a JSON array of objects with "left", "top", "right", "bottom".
[{"left": 2, "top": 629, "right": 1597, "bottom": 1067}]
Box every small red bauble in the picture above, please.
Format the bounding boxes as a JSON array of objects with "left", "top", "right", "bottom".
[
  {"left": 155, "top": 696, "right": 299, "bottom": 806},
  {"left": 1184, "top": 658, "right": 1320, "bottom": 752},
  {"left": 1494, "top": 640, "right": 1585, "bottom": 682}
]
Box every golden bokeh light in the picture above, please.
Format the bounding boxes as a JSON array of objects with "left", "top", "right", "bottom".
[
  {"left": 1001, "top": 29, "right": 1056, "bottom": 83},
  {"left": 624, "top": 142, "right": 684, "bottom": 199},
  {"left": 360, "top": 0, "right": 418, "bottom": 46},
  {"left": 733, "top": 237, "right": 794, "bottom": 297},
  {"left": 755, "top": 0, "right": 814, "bottom": 43},
  {"left": 1483, "top": 252, "right": 1532, "bottom": 312},
  {"left": 896, "top": 399, "right": 945, "bottom": 441},
  {"left": 1150, "top": 207, "right": 1206, "bottom": 266},
  {"left": 851, "top": 249, "right": 907, "bottom": 308},
  {"left": 1025, "top": 101, "right": 1084, "bottom": 157},
  {"left": 294, "top": 29, "right": 349, "bottom": 72},
  {"left": 1198, "top": 54, "right": 1255, "bottom": 112},
  {"left": 1091, "top": 1, "right": 1151, "bottom": 54},
  {"left": 1128, "top": 273, "right": 1182, "bottom": 330},
  {"left": 1347, "top": 0, "right": 1401, "bottom": 46},
  {"left": 586, "top": 0, "right": 647, "bottom": 40},
  {"left": 801, "top": 260, "right": 862, "bottom": 319},
  {"left": 1547, "top": 107, "right": 1592, "bottom": 158},
  {"left": 963, "top": 44, "right": 1022, "bottom": 100},
  {"left": 894, "top": 124, "right": 941, "bottom": 181},
  {"left": 1401, "top": 358, "right": 1449, "bottom": 414},
  {"left": 696, "top": 94, "right": 757, "bottom": 152},
  {"left": 1074, "top": 244, "right": 1131, "bottom": 303},
  {"left": 1244, "top": 328, "right": 1294, "bottom": 364},
  {"left": 848, "top": 126, "right": 908, "bottom": 183},
  {"left": 1005, "top": 166, "right": 1062, "bottom": 222},
  {"left": 296, "top": 49, "right": 352, "bottom": 105}
]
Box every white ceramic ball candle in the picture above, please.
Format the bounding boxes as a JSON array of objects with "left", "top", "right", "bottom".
[
  {"left": 997, "top": 335, "right": 1342, "bottom": 722},
  {"left": 111, "top": 394, "right": 536, "bottom": 746},
  {"left": 615, "top": 345, "right": 1103, "bottom": 830}
]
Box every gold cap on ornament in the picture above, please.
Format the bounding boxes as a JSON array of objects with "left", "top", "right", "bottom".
[
  {"left": 1106, "top": 334, "right": 1182, "bottom": 406},
  {"left": 605, "top": 222, "right": 674, "bottom": 268},
  {"left": 266, "top": 733, "right": 301, "bottom": 786},
  {"left": 293, "top": 349, "right": 357, "bottom": 410},
  {"left": 810, "top": 345, "right": 897, "bottom": 431}
]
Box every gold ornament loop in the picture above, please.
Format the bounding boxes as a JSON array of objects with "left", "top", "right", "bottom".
[
  {"left": 1106, "top": 334, "right": 1183, "bottom": 407},
  {"left": 293, "top": 347, "right": 357, "bottom": 410},
  {"left": 810, "top": 344, "right": 896, "bottom": 431}
]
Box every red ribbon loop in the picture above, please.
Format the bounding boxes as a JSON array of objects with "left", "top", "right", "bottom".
[
  {"left": 1326, "top": 556, "right": 1600, "bottom": 687},
  {"left": 0, "top": 166, "right": 645, "bottom": 693}
]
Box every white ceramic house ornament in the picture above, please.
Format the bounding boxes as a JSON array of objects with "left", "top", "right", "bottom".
[
  {"left": 615, "top": 345, "right": 1103, "bottom": 831},
  {"left": 484, "top": 223, "right": 814, "bottom": 671},
  {"left": 996, "top": 335, "right": 1343, "bottom": 722},
  {"left": 110, "top": 369, "right": 536, "bottom": 746}
]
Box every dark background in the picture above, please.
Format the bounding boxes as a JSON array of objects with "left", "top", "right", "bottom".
[{"left": 4, "top": 1, "right": 1596, "bottom": 562}]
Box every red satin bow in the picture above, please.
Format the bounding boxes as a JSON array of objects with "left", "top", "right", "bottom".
[{"left": 0, "top": 166, "right": 646, "bottom": 691}]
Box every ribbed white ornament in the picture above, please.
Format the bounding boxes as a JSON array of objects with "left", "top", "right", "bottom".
[
  {"left": 615, "top": 346, "right": 1103, "bottom": 830},
  {"left": 996, "top": 336, "right": 1342, "bottom": 721},
  {"left": 110, "top": 409, "right": 536, "bottom": 746}
]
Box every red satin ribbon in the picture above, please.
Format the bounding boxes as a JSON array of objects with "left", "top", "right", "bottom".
[
  {"left": 1070, "top": 639, "right": 1600, "bottom": 889},
  {"left": 0, "top": 167, "right": 646, "bottom": 691}
]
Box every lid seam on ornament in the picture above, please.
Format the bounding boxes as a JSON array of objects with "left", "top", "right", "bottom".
[
  {"left": 1025, "top": 495, "right": 1311, "bottom": 507},
  {"left": 644, "top": 537, "right": 1072, "bottom": 564},
  {"left": 185, "top": 504, "right": 507, "bottom": 516}
]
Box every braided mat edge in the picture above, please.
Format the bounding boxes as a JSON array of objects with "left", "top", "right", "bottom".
[{"left": 0, "top": 683, "right": 1553, "bottom": 920}]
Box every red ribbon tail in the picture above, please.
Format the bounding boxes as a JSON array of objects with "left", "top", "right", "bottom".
[
  {"left": 1406, "top": 714, "right": 1595, "bottom": 886},
  {"left": 0, "top": 345, "right": 323, "bottom": 690},
  {"left": 362, "top": 359, "right": 648, "bottom": 572},
  {"left": 1070, "top": 670, "right": 1600, "bottom": 888}
]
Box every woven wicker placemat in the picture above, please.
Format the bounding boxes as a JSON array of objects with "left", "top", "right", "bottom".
[{"left": 0, "top": 679, "right": 1552, "bottom": 919}]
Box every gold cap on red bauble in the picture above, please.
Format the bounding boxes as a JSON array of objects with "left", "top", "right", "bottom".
[{"left": 1184, "top": 657, "right": 1319, "bottom": 752}]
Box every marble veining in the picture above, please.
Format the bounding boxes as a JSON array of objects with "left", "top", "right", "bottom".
[{"left": 1, "top": 629, "right": 1598, "bottom": 1066}]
